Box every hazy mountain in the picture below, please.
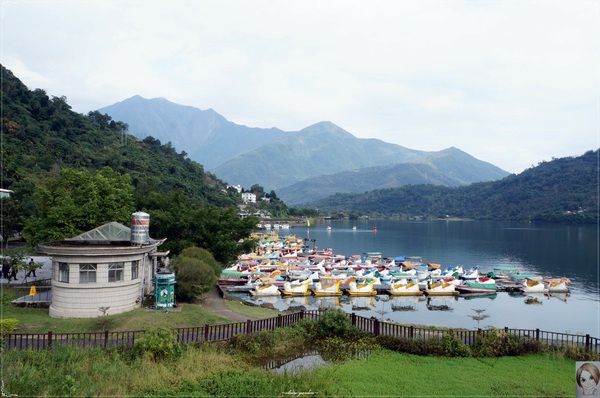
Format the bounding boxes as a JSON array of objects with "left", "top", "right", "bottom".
[
  {"left": 277, "top": 147, "right": 509, "bottom": 205},
  {"left": 98, "top": 96, "right": 289, "bottom": 169},
  {"left": 210, "top": 121, "right": 431, "bottom": 191},
  {"left": 305, "top": 150, "right": 598, "bottom": 224},
  {"left": 98, "top": 96, "right": 510, "bottom": 198}
]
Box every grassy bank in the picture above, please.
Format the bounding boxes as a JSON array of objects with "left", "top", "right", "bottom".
[
  {"left": 0, "top": 286, "right": 582, "bottom": 397},
  {"left": 1, "top": 344, "right": 575, "bottom": 397}
]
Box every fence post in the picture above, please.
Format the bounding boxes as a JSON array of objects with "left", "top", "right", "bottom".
[
  {"left": 374, "top": 319, "right": 380, "bottom": 336},
  {"left": 277, "top": 314, "right": 282, "bottom": 329},
  {"left": 351, "top": 312, "right": 356, "bottom": 326},
  {"left": 104, "top": 330, "right": 109, "bottom": 348},
  {"left": 535, "top": 328, "right": 540, "bottom": 342},
  {"left": 204, "top": 324, "right": 210, "bottom": 342},
  {"left": 300, "top": 308, "right": 305, "bottom": 320},
  {"left": 246, "top": 319, "right": 252, "bottom": 335},
  {"left": 48, "top": 331, "right": 53, "bottom": 350},
  {"left": 585, "top": 334, "right": 591, "bottom": 352},
  {"left": 409, "top": 325, "right": 414, "bottom": 339}
]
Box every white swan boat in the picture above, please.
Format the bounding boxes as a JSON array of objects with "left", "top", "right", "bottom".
[
  {"left": 387, "top": 278, "right": 423, "bottom": 296},
  {"left": 312, "top": 279, "right": 343, "bottom": 296},
  {"left": 521, "top": 278, "right": 547, "bottom": 293},
  {"left": 544, "top": 277, "right": 571, "bottom": 293},
  {"left": 345, "top": 277, "right": 377, "bottom": 297},
  {"left": 281, "top": 278, "right": 312, "bottom": 296},
  {"left": 249, "top": 281, "right": 281, "bottom": 297},
  {"left": 425, "top": 280, "right": 458, "bottom": 296}
]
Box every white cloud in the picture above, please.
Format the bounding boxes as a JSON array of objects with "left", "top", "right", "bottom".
[{"left": 1, "top": 0, "right": 598, "bottom": 174}]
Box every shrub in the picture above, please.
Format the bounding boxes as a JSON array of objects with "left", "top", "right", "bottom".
[
  {"left": 132, "top": 328, "right": 182, "bottom": 362},
  {"left": 375, "top": 335, "right": 445, "bottom": 356},
  {"left": 0, "top": 318, "right": 19, "bottom": 333},
  {"left": 316, "top": 308, "right": 357, "bottom": 339},
  {"left": 562, "top": 344, "right": 600, "bottom": 361},
  {"left": 472, "top": 329, "right": 524, "bottom": 357},
  {"left": 318, "top": 335, "right": 377, "bottom": 363},
  {"left": 228, "top": 330, "right": 275, "bottom": 354},
  {"left": 171, "top": 247, "right": 221, "bottom": 302},
  {"left": 292, "top": 318, "right": 320, "bottom": 339},
  {"left": 441, "top": 331, "right": 471, "bottom": 357}
]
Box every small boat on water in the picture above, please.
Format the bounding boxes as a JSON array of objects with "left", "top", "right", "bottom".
[
  {"left": 387, "top": 278, "right": 423, "bottom": 296},
  {"left": 456, "top": 276, "right": 497, "bottom": 294},
  {"left": 249, "top": 281, "right": 281, "bottom": 297},
  {"left": 281, "top": 278, "right": 312, "bottom": 296},
  {"left": 345, "top": 277, "right": 377, "bottom": 297},
  {"left": 312, "top": 279, "right": 343, "bottom": 296},
  {"left": 425, "top": 279, "right": 458, "bottom": 296},
  {"left": 462, "top": 267, "right": 480, "bottom": 280},
  {"left": 544, "top": 277, "right": 571, "bottom": 293},
  {"left": 521, "top": 278, "right": 547, "bottom": 293}
]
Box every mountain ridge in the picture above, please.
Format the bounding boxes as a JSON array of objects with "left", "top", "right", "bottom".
[{"left": 98, "top": 95, "right": 510, "bottom": 198}]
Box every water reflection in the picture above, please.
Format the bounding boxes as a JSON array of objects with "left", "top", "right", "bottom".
[
  {"left": 389, "top": 296, "right": 419, "bottom": 312},
  {"left": 270, "top": 353, "right": 329, "bottom": 375},
  {"left": 425, "top": 296, "right": 456, "bottom": 311},
  {"left": 282, "top": 295, "right": 311, "bottom": 309},
  {"left": 524, "top": 295, "right": 544, "bottom": 305},
  {"left": 314, "top": 296, "right": 342, "bottom": 309},
  {"left": 545, "top": 292, "right": 570, "bottom": 303},
  {"left": 460, "top": 293, "right": 497, "bottom": 301},
  {"left": 348, "top": 296, "right": 376, "bottom": 311}
]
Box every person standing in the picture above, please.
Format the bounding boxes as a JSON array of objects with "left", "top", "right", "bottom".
[
  {"left": 26, "top": 258, "right": 36, "bottom": 277},
  {"left": 8, "top": 259, "right": 18, "bottom": 282},
  {"left": 2, "top": 259, "right": 10, "bottom": 279}
]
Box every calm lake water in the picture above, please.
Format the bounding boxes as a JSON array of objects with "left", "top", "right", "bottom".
[{"left": 236, "top": 220, "right": 600, "bottom": 337}]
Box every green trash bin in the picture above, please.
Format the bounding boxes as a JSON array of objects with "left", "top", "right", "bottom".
[{"left": 154, "top": 273, "right": 176, "bottom": 310}]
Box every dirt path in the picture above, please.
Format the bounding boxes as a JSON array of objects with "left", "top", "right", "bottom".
[{"left": 199, "top": 286, "right": 252, "bottom": 323}]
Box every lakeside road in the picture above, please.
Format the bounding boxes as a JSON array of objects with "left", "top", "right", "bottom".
[{"left": 200, "top": 286, "right": 256, "bottom": 323}]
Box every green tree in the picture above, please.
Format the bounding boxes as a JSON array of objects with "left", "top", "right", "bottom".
[
  {"left": 23, "top": 167, "right": 135, "bottom": 245},
  {"left": 170, "top": 246, "right": 221, "bottom": 301}
]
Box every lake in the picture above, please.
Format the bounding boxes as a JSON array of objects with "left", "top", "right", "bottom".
[{"left": 234, "top": 220, "right": 600, "bottom": 337}]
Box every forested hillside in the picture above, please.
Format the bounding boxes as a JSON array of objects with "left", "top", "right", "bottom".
[
  {"left": 308, "top": 150, "right": 598, "bottom": 224},
  {"left": 1, "top": 66, "right": 233, "bottom": 207},
  {"left": 1, "top": 65, "right": 257, "bottom": 261}
]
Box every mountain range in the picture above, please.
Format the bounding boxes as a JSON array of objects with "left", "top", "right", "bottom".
[{"left": 99, "top": 96, "right": 509, "bottom": 205}]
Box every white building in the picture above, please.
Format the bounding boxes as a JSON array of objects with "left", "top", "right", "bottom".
[
  {"left": 38, "top": 215, "right": 169, "bottom": 318},
  {"left": 241, "top": 192, "right": 256, "bottom": 204}
]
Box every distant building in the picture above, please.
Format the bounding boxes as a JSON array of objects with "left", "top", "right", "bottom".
[
  {"left": 38, "top": 213, "right": 169, "bottom": 318},
  {"left": 0, "top": 188, "right": 13, "bottom": 199},
  {"left": 241, "top": 192, "right": 256, "bottom": 204},
  {"left": 253, "top": 209, "right": 272, "bottom": 219}
]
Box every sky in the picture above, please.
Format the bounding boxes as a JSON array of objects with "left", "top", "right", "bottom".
[{"left": 1, "top": 0, "right": 599, "bottom": 174}]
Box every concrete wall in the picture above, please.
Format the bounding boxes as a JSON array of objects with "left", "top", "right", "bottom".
[{"left": 48, "top": 252, "right": 151, "bottom": 318}]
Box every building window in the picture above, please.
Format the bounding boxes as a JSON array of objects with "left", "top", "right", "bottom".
[
  {"left": 79, "top": 264, "right": 97, "bottom": 283},
  {"left": 131, "top": 260, "right": 139, "bottom": 280},
  {"left": 109, "top": 262, "right": 124, "bottom": 282},
  {"left": 58, "top": 263, "right": 69, "bottom": 283}
]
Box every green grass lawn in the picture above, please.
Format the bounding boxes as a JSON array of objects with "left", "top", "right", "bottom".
[
  {"left": 323, "top": 349, "right": 575, "bottom": 397},
  {"left": 1, "top": 286, "right": 280, "bottom": 333}
]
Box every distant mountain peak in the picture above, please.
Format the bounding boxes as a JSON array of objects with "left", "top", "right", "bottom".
[{"left": 301, "top": 121, "right": 344, "bottom": 132}]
